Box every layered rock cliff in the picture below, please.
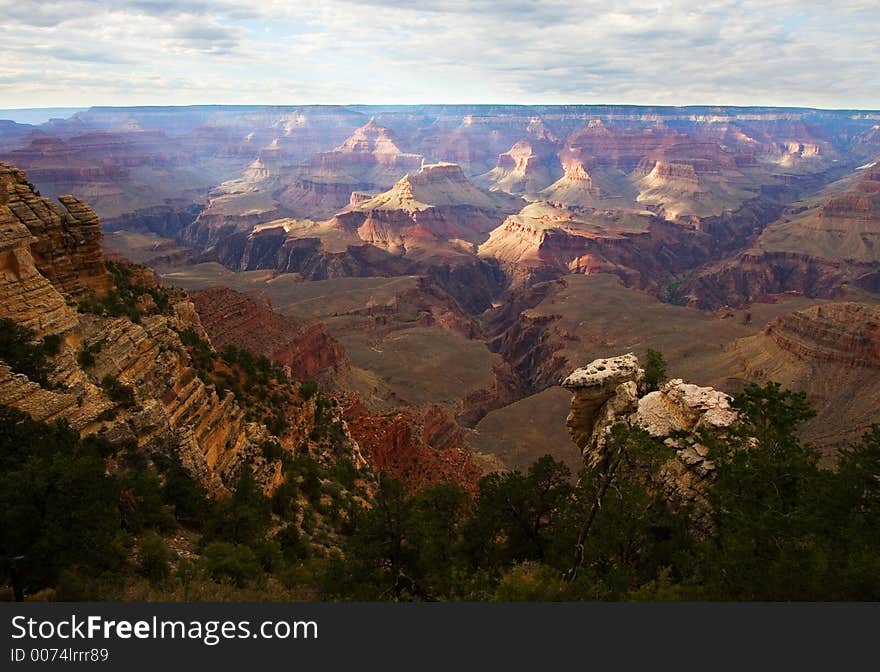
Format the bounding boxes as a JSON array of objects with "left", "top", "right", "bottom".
[
  {"left": 722, "top": 301, "right": 880, "bottom": 448},
  {"left": 0, "top": 162, "right": 315, "bottom": 495},
  {"left": 1, "top": 163, "right": 113, "bottom": 297},
  {"left": 765, "top": 303, "right": 880, "bottom": 368},
  {"left": 189, "top": 286, "right": 348, "bottom": 379},
  {"left": 476, "top": 139, "right": 562, "bottom": 196},
  {"left": 681, "top": 250, "right": 878, "bottom": 309}
]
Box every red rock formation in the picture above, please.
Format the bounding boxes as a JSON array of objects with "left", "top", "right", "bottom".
[
  {"left": 681, "top": 250, "right": 877, "bottom": 309},
  {"left": 275, "top": 120, "right": 424, "bottom": 218},
  {"left": 479, "top": 202, "right": 711, "bottom": 290},
  {"left": 765, "top": 303, "right": 880, "bottom": 368},
  {"left": 561, "top": 122, "right": 684, "bottom": 171},
  {"left": 345, "top": 399, "right": 482, "bottom": 495},
  {"left": 0, "top": 162, "right": 286, "bottom": 495},
  {"left": 278, "top": 178, "right": 371, "bottom": 220},
  {"left": 477, "top": 139, "right": 562, "bottom": 195},
  {"left": 189, "top": 286, "right": 347, "bottom": 379},
  {"left": 819, "top": 166, "right": 880, "bottom": 221},
  {"left": 684, "top": 166, "right": 880, "bottom": 308}
]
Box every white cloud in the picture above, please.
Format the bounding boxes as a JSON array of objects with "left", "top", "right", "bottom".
[{"left": 0, "top": 0, "right": 877, "bottom": 108}]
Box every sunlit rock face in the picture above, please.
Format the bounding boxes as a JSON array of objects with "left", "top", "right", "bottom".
[
  {"left": 476, "top": 139, "right": 563, "bottom": 196},
  {"left": 0, "top": 162, "right": 311, "bottom": 496},
  {"left": 563, "top": 353, "right": 738, "bottom": 525}
]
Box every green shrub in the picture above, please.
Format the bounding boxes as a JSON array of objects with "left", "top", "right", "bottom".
[
  {"left": 644, "top": 348, "right": 667, "bottom": 392},
  {"left": 153, "top": 451, "right": 212, "bottom": 527},
  {"left": 201, "top": 542, "right": 262, "bottom": 587},
  {"left": 262, "top": 440, "right": 283, "bottom": 461},
  {"left": 101, "top": 374, "right": 136, "bottom": 408},
  {"left": 42, "top": 333, "right": 62, "bottom": 356},
  {"left": 77, "top": 340, "right": 102, "bottom": 368},
  {"left": 137, "top": 532, "right": 171, "bottom": 583},
  {"left": 254, "top": 540, "right": 284, "bottom": 572},
  {"left": 276, "top": 523, "right": 311, "bottom": 561},
  {"left": 300, "top": 380, "right": 318, "bottom": 401},
  {"left": 0, "top": 318, "right": 55, "bottom": 385},
  {"left": 202, "top": 469, "right": 271, "bottom": 546}
]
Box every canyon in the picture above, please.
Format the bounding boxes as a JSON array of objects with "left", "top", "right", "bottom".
[{"left": 1, "top": 104, "right": 879, "bottom": 481}]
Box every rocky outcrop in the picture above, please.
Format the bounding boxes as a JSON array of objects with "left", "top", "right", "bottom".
[
  {"left": 562, "top": 353, "right": 737, "bottom": 520},
  {"left": 479, "top": 202, "right": 715, "bottom": 292},
  {"left": 353, "top": 162, "right": 522, "bottom": 216},
  {"left": 0, "top": 199, "right": 79, "bottom": 335},
  {"left": 1, "top": 162, "right": 113, "bottom": 297},
  {"left": 538, "top": 159, "right": 602, "bottom": 206},
  {"left": 561, "top": 353, "right": 645, "bottom": 452},
  {"left": 189, "top": 286, "right": 348, "bottom": 379},
  {"left": 274, "top": 120, "right": 424, "bottom": 219},
  {"left": 476, "top": 139, "right": 562, "bottom": 195}
]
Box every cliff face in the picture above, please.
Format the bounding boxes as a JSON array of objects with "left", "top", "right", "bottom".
[
  {"left": 189, "top": 286, "right": 348, "bottom": 379},
  {"left": 475, "top": 139, "right": 562, "bottom": 196},
  {"left": 722, "top": 301, "right": 880, "bottom": 448},
  {"left": 681, "top": 250, "right": 877, "bottom": 309},
  {"left": 562, "top": 353, "right": 737, "bottom": 523},
  {"left": 0, "top": 201, "right": 78, "bottom": 335},
  {"left": 0, "top": 162, "right": 290, "bottom": 495},
  {"left": 278, "top": 178, "right": 371, "bottom": 221},
  {"left": 765, "top": 303, "right": 880, "bottom": 368},
  {"left": 1, "top": 163, "right": 113, "bottom": 297}
]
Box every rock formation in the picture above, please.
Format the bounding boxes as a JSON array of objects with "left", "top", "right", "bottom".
[
  {"left": 562, "top": 353, "right": 737, "bottom": 518},
  {"left": 476, "top": 139, "right": 562, "bottom": 196},
  {"left": 344, "top": 400, "right": 483, "bottom": 495},
  {"left": 274, "top": 119, "right": 425, "bottom": 220},
  {"left": 723, "top": 302, "right": 880, "bottom": 448},
  {"left": 0, "top": 162, "right": 310, "bottom": 495},
  {"left": 189, "top": 286, "right": 348, "bottom": 379},
  {"left": 756, "top": 165, "right": 880, "bottom": 263},
  {"left": 478, "top": 201, "right": 713, "bottom": 291},
  {"left": 682, "top": 250, "right": 879, "bottom": 310},
  {"left": 1, "top": 163, "right": 113, "bottom": 297},
  {"left": 538, "top": 159, "right": 602, "bottom": 206},
  {"left": 765, "top": 303, "right": 880, "bottom": 368}
]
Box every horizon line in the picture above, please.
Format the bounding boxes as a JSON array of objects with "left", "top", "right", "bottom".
[{"left": 3, "top": 103, "right": 880, "bottom": 114}]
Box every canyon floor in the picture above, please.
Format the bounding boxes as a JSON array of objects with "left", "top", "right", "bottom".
[{"left": 142, "top": 235, "right": 879, "bottom": 470}]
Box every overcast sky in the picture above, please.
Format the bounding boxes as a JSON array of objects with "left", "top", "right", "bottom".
[{"left": 1, "top": 0, "right": 878, "bottom": 110}]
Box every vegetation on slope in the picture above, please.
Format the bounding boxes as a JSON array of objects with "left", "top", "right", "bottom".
[
  {"left": 76, "top": 260, "right": 184, "bottom": 324},
  {"left": 2, "top": 379, "right": 879, "bottom": 601},
  {"left": 0, "top": 318, "right": 61, "bottom": 386}
]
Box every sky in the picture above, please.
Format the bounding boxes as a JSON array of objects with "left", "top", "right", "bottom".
[{"left": 0, "top": 0, "right": 878, "bottom": 110}]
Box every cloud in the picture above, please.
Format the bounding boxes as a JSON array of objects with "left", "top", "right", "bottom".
[
  {"left": 171, "top": 21, "right": 241, "bottom": 54},
  {"left": 0, "top": 0, "right": 876, "bottom": 108}
]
